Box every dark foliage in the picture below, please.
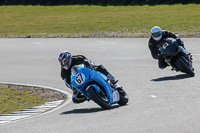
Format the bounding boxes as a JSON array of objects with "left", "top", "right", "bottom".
[{"left": 0, "top": 0, "right": 199, "bottom": 5}]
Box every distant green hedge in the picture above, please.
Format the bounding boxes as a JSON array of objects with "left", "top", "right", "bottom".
[{"left": 0, "top": 0, "right": 199, "bottom": 5}]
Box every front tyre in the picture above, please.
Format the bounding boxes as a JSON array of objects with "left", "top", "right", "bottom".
[
  {"left": 175, "top": 56, "right": 195, "bottom": 77},
  {"left": 87, "top": 86, "right": 112, "bottom": 109}
]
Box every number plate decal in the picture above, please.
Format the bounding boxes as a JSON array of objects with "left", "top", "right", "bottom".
[
  {"left": 163, "top": 43, "right": 169, "bottom": 49},
  {"left": 75, "top": 73, "right": 85, "bottom": 85}
]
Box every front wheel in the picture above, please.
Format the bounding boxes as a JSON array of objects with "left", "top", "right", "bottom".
[
  {"left": 87, "top": 86, "right": 112, "bottom": 109},
  {"left": 175, "top": 56, "right": 195, "bottom": 77}
]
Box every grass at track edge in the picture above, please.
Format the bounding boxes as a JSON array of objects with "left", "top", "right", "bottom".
[
  {"left": 0, "top": 84, "right": 66, "bottom": 114},
  {"left": 0, "top": 5, "right": 199, "bottom": 38}
]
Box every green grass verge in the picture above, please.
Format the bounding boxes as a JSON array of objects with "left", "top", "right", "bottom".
[
  {"left": 0, "top": 4, "right": 200, "bottom": 37},
  {"left": 0, "top": 84, "right": 47, "bottom": 114}
]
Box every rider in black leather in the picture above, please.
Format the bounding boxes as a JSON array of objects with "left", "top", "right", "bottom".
[
  {"left": 148, "top": 26, "right": 185, "bottom": 69},
  {"left": 58, "top": 51, "right": 118, "bottom": 103}
]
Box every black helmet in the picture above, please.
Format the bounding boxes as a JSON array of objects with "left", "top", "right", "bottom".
[{"left": 58, "top": 51, "right": 72, "bottom": 70}]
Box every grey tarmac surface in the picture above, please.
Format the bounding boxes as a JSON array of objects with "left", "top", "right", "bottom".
[{"left": 0, "top": 38, "right": 200, "bottom": 133}]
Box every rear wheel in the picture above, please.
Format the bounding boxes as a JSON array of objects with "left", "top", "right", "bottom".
[
  {"left": 116, "top": 87, "right": 128, "bottom": 105},
  {"left": 175, "top": 56, "right": 195, "bottom": 77},
  {"left": 87, "top": 86, "right": 112, "bottom": 109}
]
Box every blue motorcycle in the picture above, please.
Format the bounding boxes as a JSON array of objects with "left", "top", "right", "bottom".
[{"left": 71, "top": 64, "right": 128, "bottom": 109}]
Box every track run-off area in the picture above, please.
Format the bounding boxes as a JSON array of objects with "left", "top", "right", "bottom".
[{"left": 0, "top": 38, "right": 200, "bottom": 133}]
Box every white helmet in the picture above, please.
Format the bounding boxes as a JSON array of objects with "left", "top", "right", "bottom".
[{"left": 151, "top": 26, "right": 162, "bottom": 41}]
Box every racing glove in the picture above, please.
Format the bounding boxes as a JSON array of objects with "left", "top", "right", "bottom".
[
  {"left": 84, "top": 59, "right": 95, "bottom": 69},
  {"left": 176, "top": 38, "right": 182, "bottom": 45},
  {"left": 176, "top": 38, "right": 185, "bottom": 48},
  {"left": 84, "top": 59, "right": 91, "bottom": 67}
]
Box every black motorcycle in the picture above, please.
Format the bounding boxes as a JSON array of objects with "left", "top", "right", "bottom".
[{"left": 158, "top": 39, "right": 194, "bottom": 77}]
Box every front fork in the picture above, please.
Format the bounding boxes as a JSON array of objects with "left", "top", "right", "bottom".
[{"left": 170, "top": 46, "right": 193, "bottom": 71}]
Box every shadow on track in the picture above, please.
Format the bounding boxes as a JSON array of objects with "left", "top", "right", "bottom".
[
  {"left": 151, "top": 74, "right": 192, "bottom": 82},
  {"left": 60, "top": 105, "right": 122, "bottom": 115}
]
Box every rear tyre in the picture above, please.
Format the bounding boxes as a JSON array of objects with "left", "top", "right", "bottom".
[
  {"left": 175, "top": 56, "right": 195, "bottom": 77},
  {"left": 87, "top": 86, "right": 112, "bottom": 109},
  {"left": 116, "top": 87, "right": 128, "bottom": 106}
]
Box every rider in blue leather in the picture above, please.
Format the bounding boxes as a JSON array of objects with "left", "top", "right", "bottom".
[
  {"left": 148, "top": 26, "right": 185, "bottom": 69},
  {"left": 58, "top": 51, "right": 118, "bottom": 103}
]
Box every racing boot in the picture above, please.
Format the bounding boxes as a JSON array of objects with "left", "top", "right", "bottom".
[
  {"left": 72, "top": 90, "right": 87, "bottom": 104},
  {"left": 107, "top": 73, "right": 118, "bottom": 85}
]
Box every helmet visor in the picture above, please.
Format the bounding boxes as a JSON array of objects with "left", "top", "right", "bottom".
[
  {"left": 152, "top": 32, "right": 161, "bottom": 37},
  {"left": 62, "top": 59, "right": 68, "bottom": 65},
  {"left": 61, "top": 58, "right": 70, "bottom": 66}
]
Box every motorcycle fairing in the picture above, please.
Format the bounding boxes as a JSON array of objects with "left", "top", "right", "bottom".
[{"left": 71, "top": 65, "right": 120, "bottom": 104}]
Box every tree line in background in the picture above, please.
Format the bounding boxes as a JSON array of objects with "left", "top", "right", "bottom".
[{"left": 0, "top": 0, "right": 199, "bottom": 5}]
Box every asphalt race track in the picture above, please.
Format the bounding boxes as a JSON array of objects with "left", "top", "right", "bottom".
[{"left": 0, "top": 38, "right": 200, "bottom": 133}]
